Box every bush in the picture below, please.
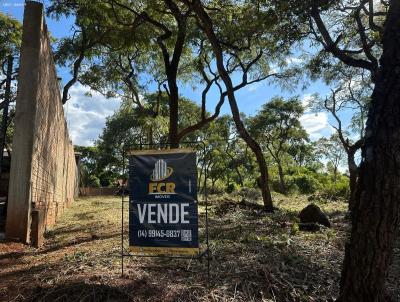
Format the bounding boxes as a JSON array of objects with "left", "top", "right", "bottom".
[
  {"left": 209, "top": 179, "right": 225, "bottom": 194},
  {"left": 226, "top": 183, "right": 235, "bottom": 194},
  {"left": 270, "top": 178, "right": 283, "bottom": 193},
  {"left": 287, "top": 173, "right": 321, "bottom": 194},
  {"left": 319, "top": 177, "right": 350, "bottom": 200},
  {"left": 88, "top": 175, "right": 101, "bottom": 187},
  {"left": 238, "top": 187, "right": 261, "bottom": 201}
]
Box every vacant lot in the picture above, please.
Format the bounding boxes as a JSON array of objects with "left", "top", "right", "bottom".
[{"left": 0, "top": 194, "right": 398, "bottom": 301}]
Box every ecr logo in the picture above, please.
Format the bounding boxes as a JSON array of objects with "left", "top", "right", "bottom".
[{"left": 148, "top": 159, "right": 176, "bottom": 194}]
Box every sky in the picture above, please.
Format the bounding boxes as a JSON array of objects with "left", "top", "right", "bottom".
[{"left": 1, "top": 0, "right": 336, "bottom": 147}]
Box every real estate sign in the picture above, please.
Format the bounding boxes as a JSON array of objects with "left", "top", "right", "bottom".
[{"left": 128, "top": 149, "right": 199, "bottom": 256}]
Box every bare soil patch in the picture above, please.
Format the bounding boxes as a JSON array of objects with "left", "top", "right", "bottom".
[{"left": 0, "top": 195, "right": 398, "bottom": 301}]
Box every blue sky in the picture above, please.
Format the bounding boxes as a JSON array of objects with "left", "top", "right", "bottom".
[{"left": 1, "top": 0, "right": 335, "bottom": 146}]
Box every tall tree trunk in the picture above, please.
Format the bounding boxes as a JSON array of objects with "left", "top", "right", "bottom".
[
  {"left": 338, "top": 1, "right": 400, "bottom": 300},
  {"left": 235, "top": 166, "right": 244, "bottom": 187},
  {"left": 168, "top": 79, "right": 180, "bottom": 148},
  {"left": 347, "top": 149, "right": 358, "bottom": 213},
  {"left": 211, "top": 178, "right": 216, "bottom": 192},
  {"left": 333, "top": 165, "right": 338, "bottom": 183},
  {"left": 189, "top": 0, "right": 274, "bottom": 211},
  {"left": 198, "top": 160, "right": 204, "bottom": 190},
  {"left": 0, "top": 56, "right": 13, "bottom": 177},
  {"left": 148, "top": 125, "right": 154, "bottom": 146},
  {"left": 277, "top": 161, "right": 286, "bottom": 194}
]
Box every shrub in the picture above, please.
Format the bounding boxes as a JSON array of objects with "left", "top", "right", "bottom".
[
  {"left": 319, "top": 177, "right": 350, "bottom": 200},
  {"left": 287, "top": 173, "right": 321, "bottom": 194},
  {"left": 209, "top": 179, "right": 225, "bottom": 194},
  {"left": 226, "top": 183, "right": 235, "bottom": 194},
  {"left": 238, "top": 187, "right": 261, "bottom": 201}
]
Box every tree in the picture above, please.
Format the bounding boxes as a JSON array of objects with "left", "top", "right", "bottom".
[
  {"left": 49, "top": 0, "right": 226, "bottom": 147},
  {"left": 199, "top": 115, "right": 250, "bottom": 193},
  {"left": 48, "top": 2, "right": 117, "bottom": 104},
  {"left": 283, "top": 0, "right": 399, "bottom": 299},
  {"left": 311, "top": 77, "right": 370, "bottom": 209},
  {"left": 95, "top": 93, "right": 203, "bottom": 178},
  {"left": 50, "top": 0, "right": 302, "bottom": 210},
  {"left": 0, "top": 12, "right": 21, "bottom": 62},
  {"left": 179, "top": 0, "right": 301, "bottom": 211},
  {"left": 316, "top": 134, "right": 346, "bottom": 183},
  {"left": 337, "top": 2, "right": 400, "bottom": 300},
  {"left": 0, "top": 13, "right": 21, "bottom": 172},
  {"left": 249, "top": 97, "right": 308, "bottom": 194},
  {"left": 107, "top": 0, "right": 192, "bottom": 147},
  {"left": 73, "top": 145, "right": 107, "bottom": 187}
]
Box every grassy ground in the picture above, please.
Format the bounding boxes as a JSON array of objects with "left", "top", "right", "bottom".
[{"left": 0, "top": 194, "right": 398, "bottom": 301}]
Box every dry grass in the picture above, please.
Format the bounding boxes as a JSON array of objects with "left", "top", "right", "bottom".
[{"left": 0, "top": 194, "right": 398, "bottom": 301}]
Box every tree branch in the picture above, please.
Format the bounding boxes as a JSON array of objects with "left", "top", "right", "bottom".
[{"left": 310, "top": 4, "right": 376, "bottom": 76}]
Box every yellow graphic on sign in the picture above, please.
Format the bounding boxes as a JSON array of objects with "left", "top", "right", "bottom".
[
  {"left": 149, "top": 159, "right": 176, "bottom": 194},
  {"left": 150, "top": 159, "right": 173, "bottom": 181}
]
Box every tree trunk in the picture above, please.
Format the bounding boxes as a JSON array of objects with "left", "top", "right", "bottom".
[
  {"left": 0, "top": 56, "right": 13, "bottom": 177},
  {"left": 333, "top": 165, "right": 338, "bottom": 183},
  {"left": 198, "top": 160, "right": 204, "bottom": 189},
  {"left": 211, "top": 178, "right": 216, "bottom": 192},
  {"left": 338, "top": 1, "right": 400, "bottom": 300},
  {"left": 189, "top": 0, "right": 274, "bottom": 211},
  {"left": 235, "top": 165, "right": 244, "bottom": 187},
  {"left": 277, "top": 161, "right": 286, "bottom": 194},
  {"left": 168, "top": 79, "right": 180, "bottom": 148},
  {"left": 148, "top": 125, "right": 154, "bottom": 146},
  {"left": 347, "top": 150, "right": 358, "bottom": 213}
]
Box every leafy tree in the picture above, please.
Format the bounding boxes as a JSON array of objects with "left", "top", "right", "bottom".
[
  {"left": 48, "top": 2, "right": 122, "bottom": 104},
  {"left": 0, "top": 13, "right": 21, "bottom": 170},
  {"left": 49, "top": 0, "right": 306, "bottom": 210},
  {"left": 199, "top": 115, "right": 250, "bottom": 193},
  {"left": 249, "top": 97, "right": 308, "bottom": 194},
  {"left": 74, "top": 145, "right": 106, "bottom": 187},
  {"left": 0, "top": 12, "right": 21, "bottom": 62},
  {"left": 310, "top": 66, "right": 371, "bottom": 209},
  {"left": 95, "top": 93, "right": 202, "bottom": 180},
  {"left": 316, "top": 134, "right": 346, "bottom": 183},
  {"left": 179, "top": 0, "right": 303, "bottom": 211},
  {"left": 281, "top": 0, "right": 399, "bottom": 299},
  {"left": 48, "top": 0, "right": 226, "bottom": 147}
]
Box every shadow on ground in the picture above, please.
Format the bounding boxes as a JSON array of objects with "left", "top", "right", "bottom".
[{"left": 0, "top": 196, "right": 398, "bottom": 301}]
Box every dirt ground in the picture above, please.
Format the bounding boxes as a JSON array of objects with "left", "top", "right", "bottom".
[{"left": 0, "top": 194, "right": 398, "bottom": 301}]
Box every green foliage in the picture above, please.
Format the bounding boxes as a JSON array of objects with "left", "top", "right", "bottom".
[
  {"left": 46, "top": 0, "right": 359, "bottom": 202},
  {"left": 80, "top": 165, "right": 101, "bottom": 187},
  {"left": 318, "top": 176, "right": 350, "bottom": 201},
  {"left": 288, "top": 173, "right": 322, "bottom": 195},
  {"left": 249, "top": 96, "right": 310, "bottom": 194},
  {"left": 291, "top": 222, "right": 299, "bottom": 235},
  {"left": 0, "top": 12, "right": 22, "bottom": 60}
]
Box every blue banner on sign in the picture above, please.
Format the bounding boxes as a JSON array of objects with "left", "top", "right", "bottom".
[{"left": 128, "top": 150, "right": 199, "bottom": 255}]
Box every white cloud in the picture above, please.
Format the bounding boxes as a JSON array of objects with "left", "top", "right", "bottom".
[
  {"left": 64, "top": 84, "right": 121, "bottom": 146},
  {"left": 300, "top": 111, "right": 333, "bottom": 140},
  {"left": 301, "top": 94, "right": 313, "bottom": 112},
  {"left": 285, "top": 57, "right": 303, "bottom": 65}
]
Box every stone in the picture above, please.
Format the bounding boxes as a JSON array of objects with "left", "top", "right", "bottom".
[{"left": 299, "top": 203, "right": 331, "bottom": 228}]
